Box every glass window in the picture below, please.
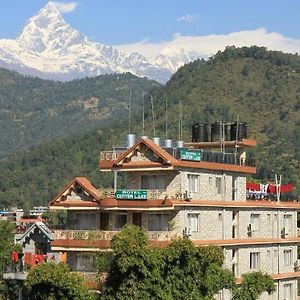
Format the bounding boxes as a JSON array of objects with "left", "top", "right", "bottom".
[
  {"left": 250, "top": 252, "right": 260, "bottom": 269},
  {"left": 115, "top": 214, "right": 127, "bottom": 229},
  {"left": 188, "top": 174, "right": 199, "bottom": 193},
  {"left": 216, "top": 177, "right": 222, "bottom": 194},
  {"left": 148, "top": 214, "right": 169, "bottom": 231},
  {"left": 283, "top": 283, "right": 292, "bottom": 300},
  {"left": 76, "top": 213, "right": 96, "bottom": 230},
  {"left": 188, "top": 213, "right": 199, "bottom": 232},
  {"left": 250, "top": 214, "right": 260, "bottom": 231},
  {"left": 283, "top": 214, "right": 292, "bottom": 233},
  {"left": 283, "top": 250, "right": 292, "bottom": 266},
  {"left": 75, "top": 254, "right": 95, "bottom": 272},
  {"left": 141, "top": 175, "right": 166, "bottom": 190}
]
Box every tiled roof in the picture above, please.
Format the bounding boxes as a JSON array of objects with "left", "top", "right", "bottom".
[
  {"left": 114, "top": 138, "right": 178, "bottom": 167},
  {"left": 49, "top": 177, "right": 101, "bottom": 205}
]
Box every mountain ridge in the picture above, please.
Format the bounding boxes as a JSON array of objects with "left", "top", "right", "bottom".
[{"left": 0, "top": 2, "right": 174, "bottom": 83}]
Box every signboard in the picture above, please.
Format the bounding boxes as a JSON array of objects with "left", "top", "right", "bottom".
[
  {"left": 180, "top": 149, "right": 202, "bottom": 161},
  {"left": 115, "top": 189, "right": 148, "bottom": 200}
]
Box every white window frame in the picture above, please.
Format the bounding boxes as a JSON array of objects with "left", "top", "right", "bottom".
[
  {"left": 188, "top": 174, "right": 199, "bottom": 193},
  {"left": 283, "top": 283, "right": 292, "bottom": 300},
  {"left": 283, "top": 214, "right": 292, "bottom": 234},
  {"left": 250, "top": 252, "right": 260, "bottom": 269},
  {"left": 187, "top": 213, "right": 199, "bottom": 232},
  {"left": 283, "top": 249, "right": 292, "bottom": 266},
  {"left": 250, "top": 213, "right": 260, "bottom": 231}
]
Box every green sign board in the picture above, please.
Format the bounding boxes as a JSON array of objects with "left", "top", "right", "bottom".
[
  {"left": 180, "top": 149, "right": 202, "bottom": 161},
  {"left": 115, "top": 189, "right": 148, "bottom": 200}
]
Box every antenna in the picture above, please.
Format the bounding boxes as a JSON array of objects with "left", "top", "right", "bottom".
[
  {"left": 165, "top": 98, "right": 168, "bottom": 139},
  {"left": 178, "top": 101, "right": 182, "bottom": 141},
  {"left": 150, "top": 95, "right": 156, "bottom": 137},
  {"left": 142, "top": 92, "right": 145, "bottom": 136},
  {"left": 128, "top": 89, "right": 132, "bottom": 134}
]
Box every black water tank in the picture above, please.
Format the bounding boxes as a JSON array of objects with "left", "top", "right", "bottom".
[
  {"left": 211, "top": 122, "right": 222, "bottom": 142},
  {"left": 192, "top": 123, "right": 200, "bottom": 142},
  {"left": 231, "top": 122, "right": 248, "bottom": 141},
  {"left": 198, "top": 123, "right": 207, "bottom": 142},
  {"left": 224, "top": 123, "right": 232, "bottom": 141},
  {"left": 205, "top": 123, "right": 212, "bottom": 142}
]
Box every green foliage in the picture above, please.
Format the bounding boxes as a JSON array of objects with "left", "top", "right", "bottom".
[
  {"left": 232, "top": 271, "right": 275, "bottom": 300},
  {"left": 0, "top": 220, "right": 14, "bottom": 272},
  {"left": 0, "top": 70, "right": 160, "bottom": 159},
  {"left": 24, "top": 262, "right": 95, "bottom": 300},
  {"left": 42, "top": 209, "right": 67, "bottom": 229},
  {"left": 100, "top": 225, "right": 235, "bottom": 300}
]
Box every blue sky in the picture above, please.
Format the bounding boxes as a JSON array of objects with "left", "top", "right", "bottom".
[{"left": 0, "top": 0, "right": 298, "bottom": 45}]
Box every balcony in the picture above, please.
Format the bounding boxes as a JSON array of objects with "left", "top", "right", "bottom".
[
  {"left": 100, "top": 189, "right": 170, "bottom": 200},
  {"left": 52, "top": 229, "right": 179, "bottom": 242}
]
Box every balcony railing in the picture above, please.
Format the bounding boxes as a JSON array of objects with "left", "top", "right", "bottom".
[
  {"left": 100, "top": 189, "right": 170, "bottom": 200},
  {"left": 53, "top": 229, "right": 179, "bottom": 241}
]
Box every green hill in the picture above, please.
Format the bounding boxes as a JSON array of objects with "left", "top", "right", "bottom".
[
  {"left": 0, "top": 69, "right": 160, "bottom": 158},
  {"left": 0, "top": 46, "right": 299, "bottom": 208}
]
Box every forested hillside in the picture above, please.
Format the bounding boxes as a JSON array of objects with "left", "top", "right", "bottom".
[
  {"left": 0, "top": 69, "right": 159, "bottom": 158},
  {"left": 0, "top": 46, "right": 299, "bottom": 208}
]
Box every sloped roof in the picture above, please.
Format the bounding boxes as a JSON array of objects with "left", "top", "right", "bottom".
[
  {"left": 49, "top": 177, "right": 101, "bottom": 205},
  {"left": 113, "top": 138, "right": 178, "bottom": 167},
  {"left": 17, "top": 222, "right": 53, "bottom": 243}
]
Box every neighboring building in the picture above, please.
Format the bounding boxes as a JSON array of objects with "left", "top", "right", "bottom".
[{"left": 49, "top": 136, "right": 300, "bottom": 299}]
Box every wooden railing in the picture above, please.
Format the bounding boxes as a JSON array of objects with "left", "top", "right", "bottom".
[
  {"left": 100, "top": 189, "right": 170, "bottom": 200},
  {"left": 53, "top": 230, "right": 179, "bottom": 241}
]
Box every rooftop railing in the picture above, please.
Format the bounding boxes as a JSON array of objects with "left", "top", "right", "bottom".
[{"left": 53, "top": 229, "right": 179, "bottom": 241}]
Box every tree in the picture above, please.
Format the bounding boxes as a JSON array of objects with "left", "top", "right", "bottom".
[
  {"left": 100, "top": 226, "right": 275, "bottom": 299},
  {"left": 0, "top": 220, "right": 16, "bottom": 299},
  {"left": 101, "top": 225, "right": 237, "bottom": 300},
  {"left": 42, "top": 209, "right": 67, "bottom": 229},
  {"left": 232, "top": 271, "right": 275, "bottom": 300},
  {"left": 0, "top": 220, "right": 14, "bottom": 272},
  {"left": 24, "top": 262, "right": 95, "bottom": 300}
]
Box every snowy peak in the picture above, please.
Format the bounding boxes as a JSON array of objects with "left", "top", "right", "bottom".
[
  {"left": 0, "top": 2, "right": 178, "bottom": 83},
  {"left": 17, "top": 1, "right": 86, "bottom": 53}
]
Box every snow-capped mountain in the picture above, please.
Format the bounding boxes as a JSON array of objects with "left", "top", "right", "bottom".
[{"left": 0, "top": 2, "right": 173, "bottom": 83}]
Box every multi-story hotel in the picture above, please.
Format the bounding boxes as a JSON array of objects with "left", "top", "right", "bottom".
[{"left": 50, "top": 127, "right": 300, "bottom": 300}]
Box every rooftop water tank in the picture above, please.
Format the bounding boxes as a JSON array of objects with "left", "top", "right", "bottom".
[{"left": 125, "top": 134, "right": 136, "bottom": 148}]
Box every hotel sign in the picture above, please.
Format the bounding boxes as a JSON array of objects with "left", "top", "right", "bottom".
[
  {"left": 115, "top": 189, "right": 148, "bottom": 200},
  {"left": 180, "top": 149, "right": 202, "bottom": 161}
]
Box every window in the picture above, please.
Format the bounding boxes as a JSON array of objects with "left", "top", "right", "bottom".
[
  {"left": 250, "top": 252, "right": 260, "bottom": 269},
  {"left": 188, "top": 213, "right": 199, "bottom": 232},
  {"left": 141, "top": 175, "right": 166, "bottom": 190},
  {"left": 115, "top": 214, "right": 127, "bottom": 229},
  {"left": 250, "top": 213, "right": 260, "bottom": 231},
  {"left": 188, "top": 174, "right": 199, "bottom": 193},
  {"left": 148, "top": 214, "right": 169, "bottom": 231},
  {"left": 283, "top": 283, "right": 292, "bottom": 300},
  {"left": 216, "top": 177, "right": 222, "bottom": 194},
  {"left": 76, "top": 213, "right": 96, "bottom": 230},
  {"left": 209, "top": 177, "right": 213, "bottom": 185},
  {"left": 75, "top": 254, "right": 95, "bottom": 272},
  {"left": 283, "top": 214, "right": 292, "bottom": 234},
  {"left": 284, "top": 250, "right": 292, "bottom": 266}
]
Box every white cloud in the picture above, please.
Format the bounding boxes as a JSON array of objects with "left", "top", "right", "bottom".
[
  {"left": 52, "top": 1, "right": 78, "bottom": 13},
  {"left": 115, "top": 28, "right": 300, "bottom": 64},
  {"left": 177, "top": 14, "right": 198, "bottom": 23}
]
